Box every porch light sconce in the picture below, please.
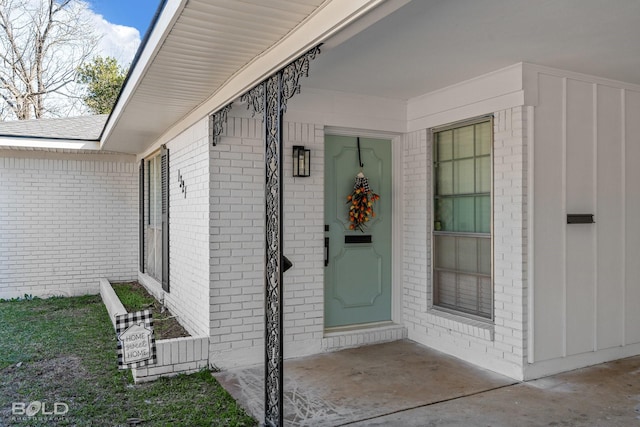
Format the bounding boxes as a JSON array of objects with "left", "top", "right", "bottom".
[{"left": 292, "top": 145, "right": 311, "bottom": 177}]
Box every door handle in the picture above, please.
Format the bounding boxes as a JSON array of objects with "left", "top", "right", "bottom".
[{"left": 324, "top": 237, "right": 329, "bottom": 267}]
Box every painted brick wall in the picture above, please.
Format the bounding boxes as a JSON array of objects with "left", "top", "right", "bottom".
[
  {"left": 0, "top": 149, "right": 137, "bottom": 299},
  {"left": 209, "top": 116, "right": 325, "bottom": 368},
  {"left": 163, "top": 119, "right": 212, "bottom": 337},
  {"left": 492, "top": 107, "right": 528, "bottom": 371},
  {"left": 402, "top": 129, "right": 429, "bottom": 321},
  {"left": 402, "top": 107, "right": 528, "bottom": 380}
]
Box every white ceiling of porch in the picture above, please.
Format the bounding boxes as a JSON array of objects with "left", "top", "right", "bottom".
[{"left": 307, "top": 0, "right": 640, "bottom": 100}]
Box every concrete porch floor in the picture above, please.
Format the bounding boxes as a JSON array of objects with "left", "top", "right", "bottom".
[{"left": 214, "top": 340, "right": 640, "bottom": 426}]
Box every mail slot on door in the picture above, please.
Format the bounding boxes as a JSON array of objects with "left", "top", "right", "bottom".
[{"left": 345, "top": 235, "right": 372, "bottom": 244}]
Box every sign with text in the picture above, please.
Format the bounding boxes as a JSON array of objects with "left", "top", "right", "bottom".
[{"left": 116, "top": 309, "right": 157, "bottom": 369}]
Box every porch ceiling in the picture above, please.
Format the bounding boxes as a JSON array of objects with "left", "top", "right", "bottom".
[
  {"left": 307, "top": 0, "right": 640, "bottom": 99},
  {"left": 102, "top": 0, "right": 640, "bottom": 154}
]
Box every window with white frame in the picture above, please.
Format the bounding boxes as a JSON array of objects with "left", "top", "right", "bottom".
[
  {"left": 140, "top": 146, "right": 169, "bottom": 291},
  {"left": 146, "top": 154, "right": 162, "bottom": 280},
  {"left": 432, "top": 117, "right": 492, "bottom": 319}
]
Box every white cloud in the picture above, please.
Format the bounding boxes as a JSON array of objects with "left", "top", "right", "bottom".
[{"left": 86, "top": 12, "right": 141, "bottom": 67}]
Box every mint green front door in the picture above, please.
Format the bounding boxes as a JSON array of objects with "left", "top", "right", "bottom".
[{"left": 324, "top": 135, "right": 392, "bottom": 328}]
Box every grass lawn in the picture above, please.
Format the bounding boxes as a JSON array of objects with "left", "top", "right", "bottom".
[{"left": 0, "top": 295, "right": 257, "bottom": 426}]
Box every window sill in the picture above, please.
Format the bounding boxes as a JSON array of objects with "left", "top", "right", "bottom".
[{"left": 426, "top": 307, "right": 494, "bottom": 341}]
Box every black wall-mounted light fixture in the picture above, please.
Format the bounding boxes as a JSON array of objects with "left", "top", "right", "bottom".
[{"left": 292, "top": 145, "right": 311, "bottom": 177}]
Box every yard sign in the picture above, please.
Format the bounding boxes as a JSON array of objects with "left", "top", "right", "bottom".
[{"left": 116, "top": 309, "right": 157, "bottom": 369}]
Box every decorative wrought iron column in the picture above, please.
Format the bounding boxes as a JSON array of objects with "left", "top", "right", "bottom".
[{"left": 240, "top": 45, "right": 320, "bottom": 427}]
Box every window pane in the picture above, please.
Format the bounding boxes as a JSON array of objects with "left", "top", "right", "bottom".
[
  {"left": 437, "top": 162, "right": 453, "bottom": 195},
  {"left": 437, "top": 130, "right": 453, "bottom": 161},
  {"left": 454, "top": 125, "right": 474, "bottom": 158},
  {"left": 453, "top": 196, "right": 475, "bottom": 232},
  {"left": 436, "top": 271, "right": 457, "bottom": 306},
  {"left": 457, "top": 273, "right": 479, "bottom": 313},
  {"left": 454, "top": 158, "right": 474, "bottom": 194},
  {"left": 478, "top": 237, "right": 491, "bottom": 275},
  {"left": 476, "top": 122, "right": 491, "bottom": 155},
  {"left": 457, "top": 237, "right": 478, "bottom": 273},
  {"left": 145, "top": 153, "right": 164, "bottom": 283},
  {"left": 475, "top": 156, "right": 491, "bottom": 193},
  {"left": 435, "top": 198, "right": 453, "bottom": 231},
  {"left": 435, "top": 235, "right": 456, "bottom": 270},
  {"left": 475, "top": 196, "right": 491, "bottom": 233},
  {"left": 478, "top": 276, "right": 492, "bottom": 317}
]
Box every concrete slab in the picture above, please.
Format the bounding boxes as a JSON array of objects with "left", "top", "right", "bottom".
[
  {"left": 351, "top": 355, "right": 640, "bottom": 426},
  {"left": 214, "top": 340, "right": 517, "bottom": 426}
]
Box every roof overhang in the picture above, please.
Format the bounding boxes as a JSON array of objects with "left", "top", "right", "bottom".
[
  {"left": 102, "top": 0, "right": 640, "bottom": 156},
  {"left": 101, "top": 0, "right": 400, "bottom": 155},
  {"left": 0, "top": 137, "right": 99, "bottom": 150}
]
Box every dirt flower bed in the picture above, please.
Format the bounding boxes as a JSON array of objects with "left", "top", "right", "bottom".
[{"left": 111, "top": 282, "right": 190, "bottom": 340}]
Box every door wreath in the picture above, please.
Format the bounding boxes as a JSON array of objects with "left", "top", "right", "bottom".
[{"left": 346, "top": 172, "right": 380, "bottom": 232}]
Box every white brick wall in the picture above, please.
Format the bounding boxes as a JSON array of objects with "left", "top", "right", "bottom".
[
  {"left": 402, "top": 108, "right": 528, "bottom": 380},
  {"left": 402, "top": 129, "right": 429, "bottom": 321},
  {"left": 492, "top": 107, "right": 528, "bottom": 369},
  {"left": 138, "top": 119, "right": 212, "bottom": 338},
  {"left": 0, "top": 149, "right": 137, "bottom": 299},
  {"left": 209, "top": 117, "right": 325, "bottom": 368},
  {"left": 132, "top": 336, "right": 209, "bottom": 383},
  {"left": 165, "top": 119, "right": 212, "bottom": 337}
]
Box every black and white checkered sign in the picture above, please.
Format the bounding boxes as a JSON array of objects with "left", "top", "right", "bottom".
[{"left": 116, "top": 309, "right": 157, "bottom": 369}]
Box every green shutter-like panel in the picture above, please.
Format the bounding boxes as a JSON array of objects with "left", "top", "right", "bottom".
[{"left": 161, "top": 146, "right": 169, "bottom": 292}]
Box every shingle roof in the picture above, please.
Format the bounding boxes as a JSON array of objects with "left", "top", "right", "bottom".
[{"left": 0, "top": 115, "right": 107, "bottom": 140}]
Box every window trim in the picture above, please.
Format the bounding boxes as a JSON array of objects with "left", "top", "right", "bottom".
[
  {"left": 430, "top": 115, "right": 494, "bottom": 321},
  {"left": 141, "top": 147, "right": 170, "bottom": 292}
]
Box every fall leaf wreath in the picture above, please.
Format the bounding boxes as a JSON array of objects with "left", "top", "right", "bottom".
[{"left": 346, "top": 172, "right": 380, "bottom": 232}]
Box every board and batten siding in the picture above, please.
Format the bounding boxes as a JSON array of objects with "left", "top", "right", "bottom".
[{"left": 529, "top": 68, "right": 640, "bottom": 377}]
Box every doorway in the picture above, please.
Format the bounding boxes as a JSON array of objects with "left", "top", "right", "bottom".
[{"left": 324, "top": 135, "right": 392, "bottom": 328}]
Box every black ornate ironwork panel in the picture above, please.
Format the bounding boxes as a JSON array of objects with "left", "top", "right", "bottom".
[
  {"left": 281, "top": 45, "right": 321, "bottom": 113},
  {"left": 241, "top": 83, "right": 265, "bottom": 117},
  {"left": 241, "top": 46, "right": 321, "bottom": 119},
  {"left": 209, "top": 103, "right": 233, "bottom": 146},
  {"left": 264, "top": 72, "right": 283, "bottom": 427},
  {"left": 236, "top": 44, "right": 320, "bottom": 427}
]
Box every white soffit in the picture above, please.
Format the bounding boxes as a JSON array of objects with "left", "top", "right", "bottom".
[
  {"left": 305, "top": 0, "right": 640, "bottom": 100},
  {"left": 102, "top": 0, "right": 387, "bottom": 154}
]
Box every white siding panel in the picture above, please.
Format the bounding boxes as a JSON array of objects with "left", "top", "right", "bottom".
[
  {"left": 625, "top": 89, "right": 640, "bottom": 345},
  {"left": 596, "top": 85, "right": 624, "bottom": 350},
  {"left": 531, "top": 67, "right": 640, "bottom": 371},
  {"left": 533, "top": 74, "right": 565, "bottom": 362},
  {"left": 565, "top": 79, "right": 595, "bottom": 356}
]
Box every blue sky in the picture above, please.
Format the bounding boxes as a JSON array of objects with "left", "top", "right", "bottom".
[{"left": 88, "top": 0, "right": 161, "bottom": 36}]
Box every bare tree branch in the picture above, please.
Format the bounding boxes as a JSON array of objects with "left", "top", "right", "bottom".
[{"left": 0, "top": 0, "right": 98, "bottom": 120}]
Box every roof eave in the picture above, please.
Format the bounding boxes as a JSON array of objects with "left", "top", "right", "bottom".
[
  {"left": 100, "top": 0, "right": 390, "bottom": 157},
  {"left": 100, "top": 0, "right": 189, "bottom": 152},
  {"left": 0, "top": 136, "right": 100, "bottom": 150}
]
